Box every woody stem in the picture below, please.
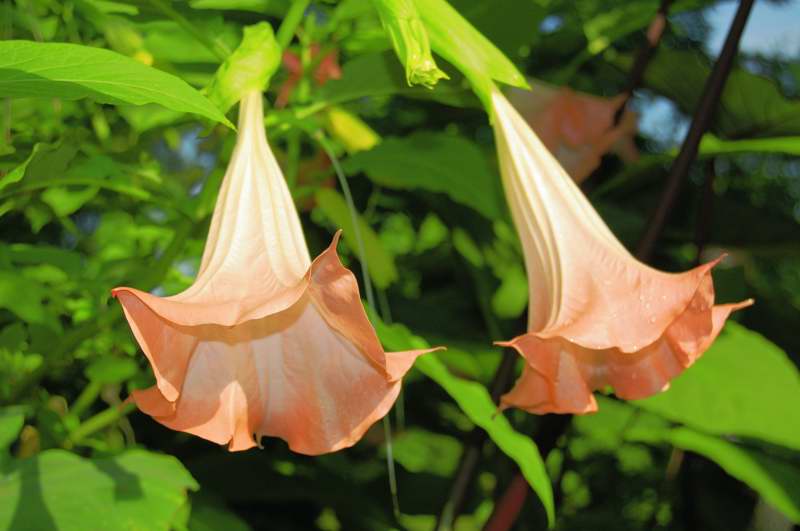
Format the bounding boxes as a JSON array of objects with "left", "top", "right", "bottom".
[
  {"left": 613, "top": 0, "right": 675, "bottom": 126},
  {"left": 583, "top": 0, "right": 674, "bottom": 192},
  {"left": 636, "top": 0, "right": 755, "bottom": 261}
]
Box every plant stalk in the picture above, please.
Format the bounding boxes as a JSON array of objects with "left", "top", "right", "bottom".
[{"left": 636, "top": 0, "right": 755, "bottom": 261}]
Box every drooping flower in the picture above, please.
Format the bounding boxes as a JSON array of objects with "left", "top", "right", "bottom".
[
  {"left": 490, "top": 88, "right": 752, "bottom": 414},
  {"left": 113, "top": 91, "right": 432, "bottom": 454},
  {"left": 508, "top": 81, "right": 639, "bottom": 184}
]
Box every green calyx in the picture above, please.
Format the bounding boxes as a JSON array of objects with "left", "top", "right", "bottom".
[
  {"left": 207, "top": 22, "right": 282, "bottom": 114},
  {"left": 372, "top": 0, "right": 448, "bottom": 89}
]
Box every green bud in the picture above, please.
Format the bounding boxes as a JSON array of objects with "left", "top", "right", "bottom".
[
  {"left": 371, "top": 0, "right": 448, "bottom": 88},
  {"left": 207, "top": 22, "right": 281, "bottom": 114}
]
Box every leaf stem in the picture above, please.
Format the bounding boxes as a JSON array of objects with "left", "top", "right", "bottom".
[
  {"left": 69, "top": 381, "right": 103, "bottom": 419},
  {"left": 276, "top": 0, "right": 310, "bottom": 50},
  {"left": 314, "top": 130, "right": 399, "bottom": 520},
  {"left": 65, "top": 402, "right": 136, "bottom": 448}
]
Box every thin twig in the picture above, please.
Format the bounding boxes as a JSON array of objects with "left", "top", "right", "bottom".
[
  {"left": 314, "top": 131, "right": 400, "bottom": 521},
  {"left": 614, "top": 0, "right": 675, "bottom": 126},
  {"left": 693, "top": 158, "right": 716, "bottom": 265},
  {"left": 583, "top": 0, "right": 674, "bottom": 193},
  {"left": 636, "top": 0, "right": 755, "bottom": 261}
]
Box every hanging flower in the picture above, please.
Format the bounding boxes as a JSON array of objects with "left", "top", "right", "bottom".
[
  {"left": 491, "top": 88, "right": 752, "bottom": 414},
  {"left": 508, "top": 81, "right": 639, "bottom": 184},
  {"left": 113, "top": 91, "right": 432, "bottom": 454}
]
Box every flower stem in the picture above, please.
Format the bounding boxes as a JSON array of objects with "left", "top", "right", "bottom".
[
  {"left": 64, "top": 403, "right": 136, "bottom": 448},
  {"left": 636, "top": 0, "right": 755, "bottom": 261},
  {"left": 69, "top": 381, "right": 102, "bottom": 419},
  {"left": 314, "top": 131, "right": 400, "bottom": 520},
  {"left": 276, "top": 0, "right": 311, "bottom": 50}
]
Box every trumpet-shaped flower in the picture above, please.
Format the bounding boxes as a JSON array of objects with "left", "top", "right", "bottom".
[
  {"left": 113, "top": 91, "right": 432, "bottom": 453},
  {"left": 508, "top": 82, "right": 638, "bottom": 184},
  {"left": 491, "top": 88, "right": 752, "bottom": 414}
]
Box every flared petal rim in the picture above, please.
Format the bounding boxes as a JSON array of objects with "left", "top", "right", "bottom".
[
  {"left": 115, "top": 234, "right": 435, "bottom": 454},
  {"left": 499, "top": 296, "right": 753, "bottom": 414}
]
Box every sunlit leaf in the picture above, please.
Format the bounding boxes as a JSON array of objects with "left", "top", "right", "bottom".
[
  {"left": 0, "top": 449, "right": 198, "bottom": 531},
  {"left": 345, "top": 132, "right": 505, "bottom": 220},
  {"left": 374, "top": 318, "right": 555, "bottom": 527},
  {"left": 0, "top": 41, "right": 231, "bottom": 127},
  {"left": 635, "top": 323, "right": 800, "bottom": 451},
  {"left": 0, "top": 408, "right": 25, "bottom": 454}
]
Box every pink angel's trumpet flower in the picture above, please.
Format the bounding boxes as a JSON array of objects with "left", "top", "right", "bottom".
[
  {"left": 508, "top": 81, "right": 639, "bottom": 184},
  {"left": 490, "top": 88, "right": 752, "bottom": 415},
  {"left": 113, "top": 91, "right": 434, "bottom": 454}
]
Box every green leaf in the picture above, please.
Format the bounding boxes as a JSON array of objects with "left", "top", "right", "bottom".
[
  {"left": 374, "top": 319, "right": 555, "bottom": 527},
  {"left": 139, "top": 17, "right": 238, "bottom": 64},
  {"left": 576, "top": 397, "right": 800, "bottom": 524},
  {"left": 188, "top": 498, "right": 251, "bottom": 531},
  {"left": 413, "top": 0, "right": 527, "bottom": 104},
  {"left": 0, "top": 449, "right": 198, "bottom": 531},
  {"left": 448, "top": 0, "right": 545, "bottom": 59},
  {"left": 0, "top": 40, "right": 232, "bottom": 127},
  {"left": 85, "top": 357, "right": 138, "bottom": 384},
  {"left": 2, "top": 244, "right": 83, "bottom": 278},
  {"left": 635, "top": 323, "right": 800, "bottom": 451},
  {"left": 188, "top": 0, "right": 290, "bottom": 15},
  {"left": 370, "top": 0, "right": 448, "bottom": 87},
  {"left": 388, "top": 428, "right": 461, "bottom": 476},
  {"left": 0, "top": 271, "right": 60, "bottom": 331},
  {"left": 667, "top": 428, "right": 800, "bottom": 524},
  {"left": 344, "top": 131, "right": 505, "bottom": 220},
  {"left": 313, "top": 188, "right": 398, "bottom": 289},
  {"left": 41, "top": 186, "right": 99, "bottom": 217},
  {"left": 0, "top": 407, "right": 25, "bottom": 454},
  {"left": 0, "top": 142, "right": 78, "bottom": 193},
  {"left": 699, "top": 134, "right": 800, "bottom": 156},
  {"left": 207, "top": 22, "right": 281, "bottom": 113},
  {"left": 491, "top": 264, "right": 528, "bottom": 318}
]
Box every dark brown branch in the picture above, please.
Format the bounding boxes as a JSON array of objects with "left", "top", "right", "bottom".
[
  {"left": 614, "top": 0, "right": 675, "bottom": 126},
  {"left": 636, "top": 0, "right": 755, "bottom": 261},
  {"left": 693, "top": 158, "right": 716, "bottom": 266},
  {"left": 584, "top": 0, "right": 673, "bottom": 193}
]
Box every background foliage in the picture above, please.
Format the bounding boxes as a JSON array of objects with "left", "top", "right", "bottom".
[{"left": 0, "top": 0, "right": 799, "bottom": 530}]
